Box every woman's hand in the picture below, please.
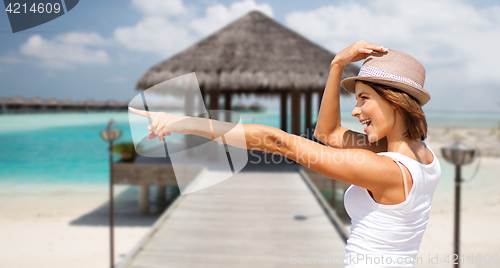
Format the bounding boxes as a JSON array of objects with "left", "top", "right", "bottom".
[
  {"left": 128, "top": 107, "right": 192, "bottom": 142},
  {"left": 331, "top": 40, "right": 388, "bottom": 67}
]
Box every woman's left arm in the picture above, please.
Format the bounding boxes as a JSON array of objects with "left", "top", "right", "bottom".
[
  {"left": 129, "top": 108, "right": 395, "bottom": 193},
  {"left": 190, "top": 117, "right": 395, "bottom": 193},
  {"left": 128, "top": 107, "right": 284, "bottom": 154}
]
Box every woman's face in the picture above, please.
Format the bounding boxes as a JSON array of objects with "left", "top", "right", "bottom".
[{"left": 351, "top": 81, "right": 397, "bottom": 143}]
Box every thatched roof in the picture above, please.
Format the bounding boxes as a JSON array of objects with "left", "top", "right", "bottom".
[
  {"left": 137, "top": 11, "right": 358, "bottom": 96},
  {"left": 103, "top": 100, "right": 118, "bottom": 106},
  {"left": 61, "top": 98, "right": 74, "bottom": 105},
  {"left": 46, "top": 98, "right": 59, "bottom": 105},
  {"left": 7, "top": 95, "right": 27, "bottom": 104},
  {"left": 83, "top": 99, "right": 99, "bottom": 106},
  {"left": 29, "top": 97, "right": 44, "bottom": 104}
]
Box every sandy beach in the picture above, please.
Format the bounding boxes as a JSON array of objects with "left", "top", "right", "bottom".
[
  {"left": 0, "top": 185, "right": 165, "bottom": 268},
  {"left": 0, "top": 125, "right": 499, "bottom": 268}
]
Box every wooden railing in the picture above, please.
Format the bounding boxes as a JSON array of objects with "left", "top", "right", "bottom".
[{"left": 112, "top": 163, "right": 205, "bottom": 214}]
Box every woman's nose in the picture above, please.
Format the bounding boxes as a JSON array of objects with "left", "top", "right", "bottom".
[{"left": 351, "top": 106, "right": 361, "bottom": 117}]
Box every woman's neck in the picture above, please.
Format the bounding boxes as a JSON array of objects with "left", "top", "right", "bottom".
[
  {"left": 385, "top": 111, "right": 425, "bottom": 155},
  {"left": 387, "top": 137, "right": 423, "bottom": 152},
  {"left": 387, "top": 136, "right": 428, "bottom": 163}
]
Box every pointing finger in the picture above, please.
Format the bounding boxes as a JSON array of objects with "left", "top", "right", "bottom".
[{"left": 129, "top": 107, "right": 152, "bottom": 118}]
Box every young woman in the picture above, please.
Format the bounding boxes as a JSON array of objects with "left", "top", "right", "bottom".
[{"left": 129, "top": 40, "right": 441, "bottom": 267}]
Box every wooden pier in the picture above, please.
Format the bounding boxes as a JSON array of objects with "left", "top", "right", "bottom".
[
  {"left": 116, "top": 168, "right": 350, "bottom": 268},
  {"left": 0, "top": 96, "right": 131, "bottom": 113}
]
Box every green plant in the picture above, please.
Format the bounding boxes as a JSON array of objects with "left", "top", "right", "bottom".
[{"left": 113, "top": 141, "right": 141, "bottom": 161}]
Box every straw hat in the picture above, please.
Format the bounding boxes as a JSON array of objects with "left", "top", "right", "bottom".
[{"left": 341, "top": 49, "right": 431, "bottom": 106}]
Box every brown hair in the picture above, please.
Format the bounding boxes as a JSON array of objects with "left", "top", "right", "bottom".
[{"left": 361, "top": 81, "right": 428, "bottom": 141}]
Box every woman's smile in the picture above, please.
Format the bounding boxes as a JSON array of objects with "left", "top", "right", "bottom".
[
  {"left": 360, "top": 118, "right": 372, "bottom": 132},
  {"left": 364, "top": 120, "right": 371, "bottom": 132}
]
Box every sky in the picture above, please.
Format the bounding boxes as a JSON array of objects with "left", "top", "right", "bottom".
[{"left": 1, "top": 0, "right": 500, "bottom": 113}]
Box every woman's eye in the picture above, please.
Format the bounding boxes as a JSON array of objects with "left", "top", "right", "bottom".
[{"left": 361, "top": 96, "right": 367, "bottom": 100}]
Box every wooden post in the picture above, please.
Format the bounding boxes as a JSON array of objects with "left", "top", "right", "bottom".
[
  {"left": 317, "top": 91, "right": 324, "bottom": 112},
  {"left": 185, "top": 84, "right": 195, "bottom": 116},
  {"left": 224, "top": 91, "right": 232, "bottom": 122},
  {"left": 157, "top": 186, "right": 166, "bottom": 201},
  {"left": 185, "top": 83, "right": 196, "bottom": 157},
  {"left": 209, "top": 90, "right": 219, "bottom": 120},
  {"left": 316, "top": 91, "right": 324, "bottom": 135},
  {"left": 280, "top": 91, "right": 287, "bottom": 132},
  {"left": 291, "top": 90, "right": 301, "bottom": 135},
  {"left": 208, "top": 90, "right": 220, "bottom": 161},
  {"left": 200, "top": 87, "right": 207, "bottom": 117},
  {"left": 139, "top": 185, "right": 150, "bottom": 214},
  {"left": 332, "top": 180, "right": 336, "bottom": 207},
  {"left": 305, "top": 90, "right": 312, "bottom": 137}
]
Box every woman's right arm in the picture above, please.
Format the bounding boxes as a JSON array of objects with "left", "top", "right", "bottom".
[
  {"left": 313, "top": 63, "right": 346, "bottom": 147},
  {"left": 314, "top": 40, "right": 388, "bottom": 150}
]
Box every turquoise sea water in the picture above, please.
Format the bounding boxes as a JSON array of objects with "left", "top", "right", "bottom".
[{"left": 0, "top": 110, "right": 499, "bottom": 186}]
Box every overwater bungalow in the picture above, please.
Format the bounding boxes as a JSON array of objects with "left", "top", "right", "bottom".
[
  {"left": 28, "top": 97, "right": 45, "bottom": 111},
  {"left": 231, "top": 101, "right": 248, "bottom": 112},
  {"left": 0, "top": 96, "right": 128, "bottom": 113},
  {"left": 60, "top": 98, "right": 75, "bottom": 111},
  {"left": 248, "top": 101, "right": 266, "bottom": 112},
  {"left": 6, "top": 95, "right": 29, "bottom": 112},
  {"left": 45, "top": 97, "right": 61, "bottom": 111}
]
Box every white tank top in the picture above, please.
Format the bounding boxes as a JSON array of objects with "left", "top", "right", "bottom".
[{"left": 343, "top": 143, "right": 441, "bottom": 267}]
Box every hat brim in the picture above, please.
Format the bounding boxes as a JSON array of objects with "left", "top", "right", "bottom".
[{"left": 341, "top": 76, "right": 430, "bottom": 106}]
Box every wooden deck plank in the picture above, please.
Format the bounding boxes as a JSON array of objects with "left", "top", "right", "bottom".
[{"left": 119, "top": 170, "right": 347, "bottom": 268}]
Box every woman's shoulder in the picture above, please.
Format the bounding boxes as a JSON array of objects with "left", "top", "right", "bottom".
[{"left": 376, "top": 143, "right": 437, "bottom": 167}]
